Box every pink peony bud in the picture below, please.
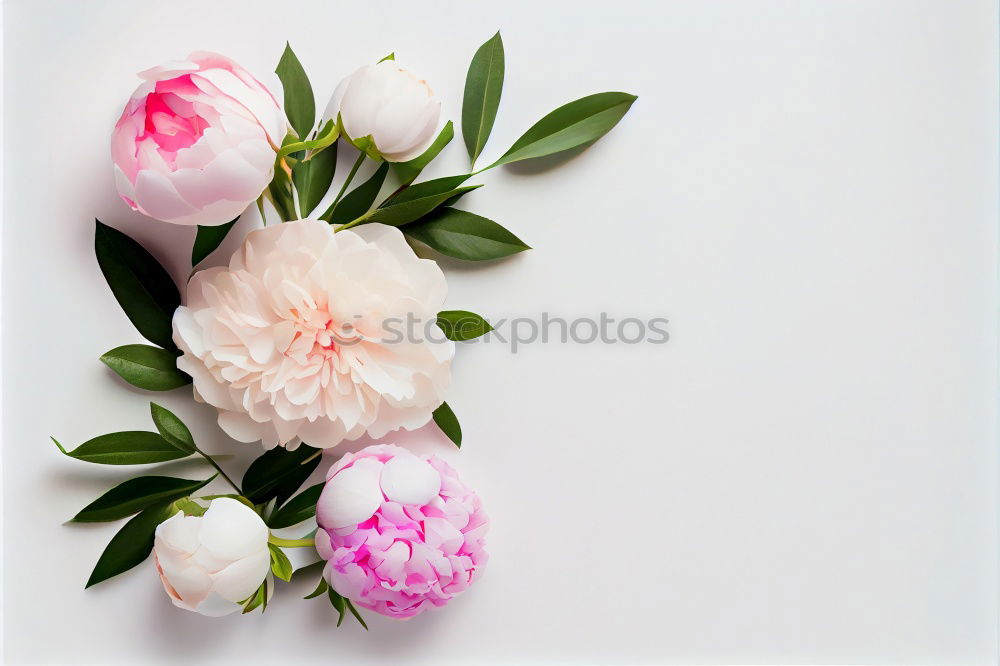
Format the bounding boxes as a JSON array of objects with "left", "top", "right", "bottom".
[
  {"left": 111, "top": 52, "right": 287, "bottom": 226},
  {"left": 316, "top": 444, "right": 488, "bottom": 619}
]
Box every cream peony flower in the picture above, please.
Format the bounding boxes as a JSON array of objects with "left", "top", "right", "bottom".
[
  {"left": 172, "top": 219, "right": 454, "bottom": 449},
  {"left": 153, "top": 498, "right": 271, "bottom": 617}
]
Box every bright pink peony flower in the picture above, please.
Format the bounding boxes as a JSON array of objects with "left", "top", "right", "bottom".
[
  {"left": 111, "top": 52, "right": 287, "bottom": 226},
  {"left": 315, "top": 444, "right": 488, "bottom": 619}
]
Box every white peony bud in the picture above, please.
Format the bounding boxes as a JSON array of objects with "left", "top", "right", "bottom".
[
  {"left": 324, "top": 61, "right": 441, "bottom": 162},
  {"left": 152, "top": 497, "right": 271, "bottom": 616}
]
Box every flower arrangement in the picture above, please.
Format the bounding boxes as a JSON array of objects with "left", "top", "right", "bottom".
[{"left": 55, "top": 33, "right": 635, "bottom": 624}]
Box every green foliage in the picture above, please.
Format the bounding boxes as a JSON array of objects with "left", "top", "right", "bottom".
[
  {"left": 53, "top": 432, "right": 191, "bottom": 465},
  {"left": 192, "top": 218, "right": 238, "bottom": 265},
  {"left": 484, "top": 92, "right": 637, "bottom": 170},
  {"left": 432, "top": 402, "right": 462, "bottom": 448},
  {"left": 86, "top": 502, "right": 177, "bottom": 587},
  {"left": 100, "top": 345, "right": 190, "bottom": 391},
  {"left": 276, "top": 43, "right": 316, "bottom": 139},
  {"left": 94, "top": 221, "right": 179, "bottom": 350},
  {"left": 404, "top": 207, "right": 529, "bottom": 261},
  {"left": 436, "top": 310, "right": 493, "bottom": 341},
  {"left": 242, "top": 445, "right": 321, "bottom": 507},
  {"left": 267, "top": 483, "right": 324, "bottom": 529},
  {"left": 72, "top": 475, "right": 214, "bottom": 522},
  {"left": 462, "top": 32, "right": 505, "bottom": 167}
]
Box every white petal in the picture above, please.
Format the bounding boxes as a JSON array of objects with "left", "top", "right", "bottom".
[
  {"left": 169, "top": 147, "right": 270, "bottom": 209},
  {"left": 198, "top": 497, "right": 269, "bottom": 561},
  {"left": 165, "top": 197, "right": 252, "bottom": 227},
  {"left": 189, "top": 544, "right": 230, "bottom": 573},
  {"left": 133, "top": 169, "right": 198, "bottom": 223},
  {"left": 192, "top": 591, "right": 242, "bottom": 617},
  {"left": 139, "top": 59, "right": 199, "bottom": 81},
  {"left": 155, "top": 513, "right": 201, "bottom": 554},
  {"left": 322, "top": 74, "right": 351, "bottom": 124},
  {"left": 337, "top": 65, "right": 382, "bottom": 141},
  {"left": 193, "top": 68, "right": 286, "bottom": 145},
  {"left": 155, "top": 547, "right": 212, "bottom": 608},
  {"left": 217, "top": 411, "right": 265, "bottom": 443},
  {"left": 316, "top": 457, "right": 384, "bottom": 528},
  {"left": 210, "top": 549, "right": 270, "bottom": 602},
  {"left": 380, "top": 450, "right": 441, "bottom": 505},
  {"left": 113, "top": 165, "right": 136, "bottom": 204}
]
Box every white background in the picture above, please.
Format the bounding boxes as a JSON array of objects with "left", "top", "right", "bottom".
[{"left": 3, "top": 1, "right": 998, "bottom": 664}]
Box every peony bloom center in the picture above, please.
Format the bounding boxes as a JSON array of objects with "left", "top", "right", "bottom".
[
  {"left": 139, "top": 77, "right": 210, "bottom": 157},
  {"left": 285, "top": 312, "right": 359, "bottom": 364}
]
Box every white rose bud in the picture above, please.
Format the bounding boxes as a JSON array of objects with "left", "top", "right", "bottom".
[
  {"left": 152, "top": 497, "right": 271, "bottom": 616},
  {"left": 324, "top": 61, "right": 441, "bottom": 162}
]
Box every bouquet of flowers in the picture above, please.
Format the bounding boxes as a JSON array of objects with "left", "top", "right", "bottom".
[{"left": 54, "top": 33, "right": 635, "bottom": 623}]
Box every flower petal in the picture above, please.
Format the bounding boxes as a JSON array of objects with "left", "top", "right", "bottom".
[
  {"left": 379, "top": 449, "right": 441, "bottom": 505},
  {"left": 316, "top": 457, "right": 384, "bottom": 528}
]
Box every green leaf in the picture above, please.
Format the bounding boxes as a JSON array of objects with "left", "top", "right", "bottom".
[
  {"left": 100, "top": 344, "right": 190, "bottom": 391},
  {"left": 293, "top": 140, "right": 338, "bottom": 216},
  {"left": 462, "top": 32, "right": 504, "bottom": 167},
  {"left": 242, "top": 580, "right": 268, "bottom": 614},
  {"left": 277, "top": 119, "right": 338, "bottom": 159},
  {"left": 357, "top": 176, "right": 480, "bottom": 228},
  {"left": 94, "top": 220, "right": 180, "bottom": 350},
  {"left": 348, "top": 134, "right": 383, "bottom": 161},
  {"left": 328, "top": 586, "right": 347, "bottom": 626},
  {"left": 345, "top": 599, "right": 369, "bottom": 630},
  {"left": 484, "top": 92, "right": 637, "bottom": 170},
  {"left": 86, "top": 502, "right": 177, "bottom": 587},
  {"left": 53, "top": 432, "right": 192, "bottom": 465},
  {"left": 404, "top": 207, "right": 530, "bottom": 261},
  {"left": 436, "top": 310, "right": 493, "bottom": 341},
  {"left": 432, "top": 402, "right": 462, "bottom": 448},
  {"left": 268, "top": 543, "right": 294, "bottom": 582},
  {"left": 388, "top": 174, "right": 471, "bottom": 204},
  {"left": 324, "top": 162, "right": 389, "bottom": 225},
  {"left": 305, "top": 576, "right": 329, "bottom": 599},
  {"left": 268, "top": 160, "right": 295, "bottom": 222},
  {"left": 201, "top": 494, "right": 256, "bottom": 510},
  {"left": 268, "top": 483, "right": 324, "bottom": 529},
  {"left": 149, "top": 403, "right": 196, "bottom": 454},
  {"left": 191, "top": 217, "right": 238, "bottom": 266},
  {"left": 174, "top": 497, "right": 207, "bottom": 516},
  {"left": 292, "top": 559, "right": 324, "bottom": 580},
  {"left": 242, "top": 445, "right": 321, "bottom": 507},
  {"left": 72, "top": 475, "right": 215, "bottom": 522},
  {"left": 276, "top": 43, "right": 316, "bottom": 139},
  {"left": 392, "top": 121, "right": 454, "bottom": 185},
  {"left": 378, "top": 52, "right": 395, "bottom": 63}
]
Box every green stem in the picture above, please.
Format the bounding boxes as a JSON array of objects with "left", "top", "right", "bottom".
[
  {"left": 195, "top": 447, "right": 242, "bottom": 495},
  {"left": 333, "top": 209, "right": 373, "bottom": 232},
  {"left": 267, "top": 182, "right": 294, "bottom": 222},
  {"left": 322, "top": 151, "right": 366, "bottom": 220},
  {"left": 269, "top": 535, "right": 316, "bottom": 548}
]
